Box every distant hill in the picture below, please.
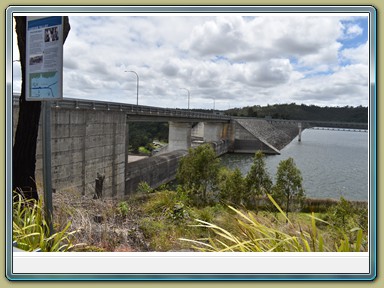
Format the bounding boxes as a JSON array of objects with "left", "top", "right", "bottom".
[{"left": 224, "top": 103, "right": 368, "bottom": 123}]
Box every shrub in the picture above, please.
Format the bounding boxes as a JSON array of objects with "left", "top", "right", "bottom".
[
  {"left": 117, "top": 201, "right": 130, "bottom": 218},
  {"left": 137, "top": 181, "right": 153, "bottom": 194}
]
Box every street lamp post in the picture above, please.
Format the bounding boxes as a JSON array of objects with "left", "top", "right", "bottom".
[
  {"left": 125, "top": 70, "right": 139, "bottom": 105},
  {"left": 180, "top": 88, "right": 190, "bottom": 110}
]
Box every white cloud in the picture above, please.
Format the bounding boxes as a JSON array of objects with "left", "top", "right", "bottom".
[
  {"left": 341, "top": 41, "right": 368, "bottom": 65},
  {"left": 12, "top": 14, "right": 370, "bottom": 108}
]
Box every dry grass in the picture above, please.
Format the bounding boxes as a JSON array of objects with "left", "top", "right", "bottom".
[{"left": 51, "top": 191, "right": 148, "bottom": 252}]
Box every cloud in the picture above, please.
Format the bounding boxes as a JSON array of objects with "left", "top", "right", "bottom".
[
  {"left": 182, "top": 16, "right": 247, "bottom": 57},
  {"left": 341, "top": 41, "right": 368, "bottom": 65},
  {"left": 12, "top": 14, "right": 370, "bottom": 108}
]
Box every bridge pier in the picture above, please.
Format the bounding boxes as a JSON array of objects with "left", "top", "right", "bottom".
[
  {"left": 203, "top": 122, "right": 224, "bottom": 142},
  {"left": 168, "top": 122, "right": 192, "bottom": 151}
]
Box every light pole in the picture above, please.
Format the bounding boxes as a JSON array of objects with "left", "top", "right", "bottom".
[
  {"left": 180, "top": 88, "right": 190, "bottom": 110},
  {"left": 125, "top": 70, "right": 139, "bottom": 105}
]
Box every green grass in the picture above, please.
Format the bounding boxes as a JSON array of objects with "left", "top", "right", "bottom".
[
  {"left": 179, "top": 194, "right": 367, "bottom": 252},
  {"left": 13, "top": 194, "right": 80, "bottom": 252}
]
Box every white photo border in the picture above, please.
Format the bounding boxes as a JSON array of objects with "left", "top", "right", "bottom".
[{"left": 5, "top": 5, "right": 377, "bottom": 281}]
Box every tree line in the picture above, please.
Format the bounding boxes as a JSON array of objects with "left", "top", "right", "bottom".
[{"left": 225, "top": 103, "right": 368, "bottom": 123}]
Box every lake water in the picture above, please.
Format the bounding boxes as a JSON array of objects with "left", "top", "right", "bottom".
[{"left": 220, "top": 129, "right": 369, "bottom": 201}]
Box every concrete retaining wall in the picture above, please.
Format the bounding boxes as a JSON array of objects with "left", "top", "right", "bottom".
[
  {"left": 125, "top": 140, "right": 231, "bottom": 194},
  {"left": 125, "top": 150, "right": 187, "bottom": 194}
]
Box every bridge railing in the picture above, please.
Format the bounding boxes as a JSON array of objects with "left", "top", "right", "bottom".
[{"left": 12, "top": 95, "right": 231, "bottom": 122}]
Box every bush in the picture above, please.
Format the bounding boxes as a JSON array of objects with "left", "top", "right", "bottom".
[
  {"left": 117, "top": 201, "right": 130, "bottom": 218},
  {"left": 137, "top": 181, "right": 153, "bottom": 194}
]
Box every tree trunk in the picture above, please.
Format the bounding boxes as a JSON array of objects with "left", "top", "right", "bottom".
[{"left": 13, "top": 16, "right": 70, "bottom": 201}]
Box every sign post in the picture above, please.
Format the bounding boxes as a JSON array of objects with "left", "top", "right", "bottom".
[{"left": 25, "top": 16, "right": 64, "bottom": 235}]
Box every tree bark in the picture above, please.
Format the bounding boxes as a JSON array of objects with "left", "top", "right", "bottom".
[{"left": 13, "top": 16, "right": 70, "bottom": 201}]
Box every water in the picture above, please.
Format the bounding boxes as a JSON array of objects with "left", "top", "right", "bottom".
[{"left": 220, "top": 129, "right": 369, "bottom": 201}]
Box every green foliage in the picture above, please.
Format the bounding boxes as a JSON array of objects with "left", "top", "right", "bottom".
[
  {"left": 181, "top": 195, "right": 366, "bottom": 253},
  {"left": 226, "top": 103, "right": 368, "bottom": 123},
  {"left": 181, "top": 205, "right": 322, "bottom": 252},
  {"left": 139, "top": 190, "right": 196, "bottom": 251},
  {"left": 129, "top": 122, "right": 168, "bottom": 153},
  {"left": 137, "top": 181, "right": 153, "bottom": 194},
  {"left": 218, "top": 167, "right": 246, "bottom": 206},
  {"left": 177, "top": 144, "right": 221, "bottom": 206},
  {"left": 138, "top": 146, "right": 151, "bottom": 155},
  {"left": 244, "top": 151, "right": 272, "bottom": 209},
  {"left": 323, "top": 197, "right": 368, "bottom": 250},
  {"left": 272, "top": 157, "right": 305, "bottom": 218},
  {"left": 141, "top": 190, "right": 188, "bottom": 220},
  {"left": 326, "top": 197, "right": 367, "bottom": 230},
  {"left": 117, "top": 201, "right": 130, "bottom": 218},
  {"left": 12, "top": 194, "right": 79, "bottom": 252}
]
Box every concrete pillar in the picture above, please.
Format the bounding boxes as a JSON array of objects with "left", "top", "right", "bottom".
[
  {"left": 203, "top": 122, "right": 223, "bottom": 142},
  {"left": 191, "top": 122, "right": 204, "bottom": 139},
  {"left": 168, "top": 122, "right": 192, "bottom": 151}
]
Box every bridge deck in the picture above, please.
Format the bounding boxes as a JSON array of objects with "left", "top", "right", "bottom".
[{"left": 12, "top": 95, "right": 231, "bottom": 123}]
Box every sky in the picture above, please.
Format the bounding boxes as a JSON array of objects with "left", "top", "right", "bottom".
[{"left": 12, "top": 14, "right": 370, "bottom": 110}]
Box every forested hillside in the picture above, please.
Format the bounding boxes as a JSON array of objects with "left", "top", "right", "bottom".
[{"left": 225, "top": 103, "right": 368, "bottom": 123}]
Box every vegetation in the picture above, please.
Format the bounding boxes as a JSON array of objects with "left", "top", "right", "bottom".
[
  {"left": 218, "top": 167, "right": 246, "bottom": 206},
  {"left": 226, "top": 103, "right": 368, "bottom": 123},
  {"left": 181, "top": 202, "right": 365, "bottom": 252},
  {"left": 12, "top": 194, "right": 79, "bottom": 252},
  {"left": 244, "top": 151, "right": 273, "bottom": 211},
  {"left": 176, "top": 144, "right": 221, "bottom": 206},
  {"left": 12, "top": 144, "right": 367, "bottom": 253},
  {"left": 271, "top": 157, "right": 305, "bottom": 219},
  {"left": 128, "top": 122, "right": 168, "bottom": 154}
]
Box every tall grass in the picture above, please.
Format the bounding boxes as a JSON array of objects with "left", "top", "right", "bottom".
[
  {"left": 12, "top": 194, "right": 79, "bottom": 252},
  {"left": 181, "top": 194, "right": 365, "bottom": 252}
]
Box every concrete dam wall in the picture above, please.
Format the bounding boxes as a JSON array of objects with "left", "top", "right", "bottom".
[
  {"left": 13, "top": 95, "right": 297, "bottom": 199},
  {"left": 233, "top": 118, "right": 300, "bottom": 154},
  {"left": 13, "top": 105, "right": 127, "bottom": 199},
  {"left": 13, "top": 99, "right": 230, "bottom": 197}
]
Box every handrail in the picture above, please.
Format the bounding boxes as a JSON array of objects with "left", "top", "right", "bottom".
[{"left": 12, "top": 95, "right": 231, "bottom": 122}]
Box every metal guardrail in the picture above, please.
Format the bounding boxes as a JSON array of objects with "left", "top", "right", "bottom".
[{"left": 13, "top": 95, "right": 231, "bottom": 122}]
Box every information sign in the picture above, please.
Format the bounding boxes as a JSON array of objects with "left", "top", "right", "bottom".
[{"left": 25, "top": 16, "right": 64, "bottom": 100}]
